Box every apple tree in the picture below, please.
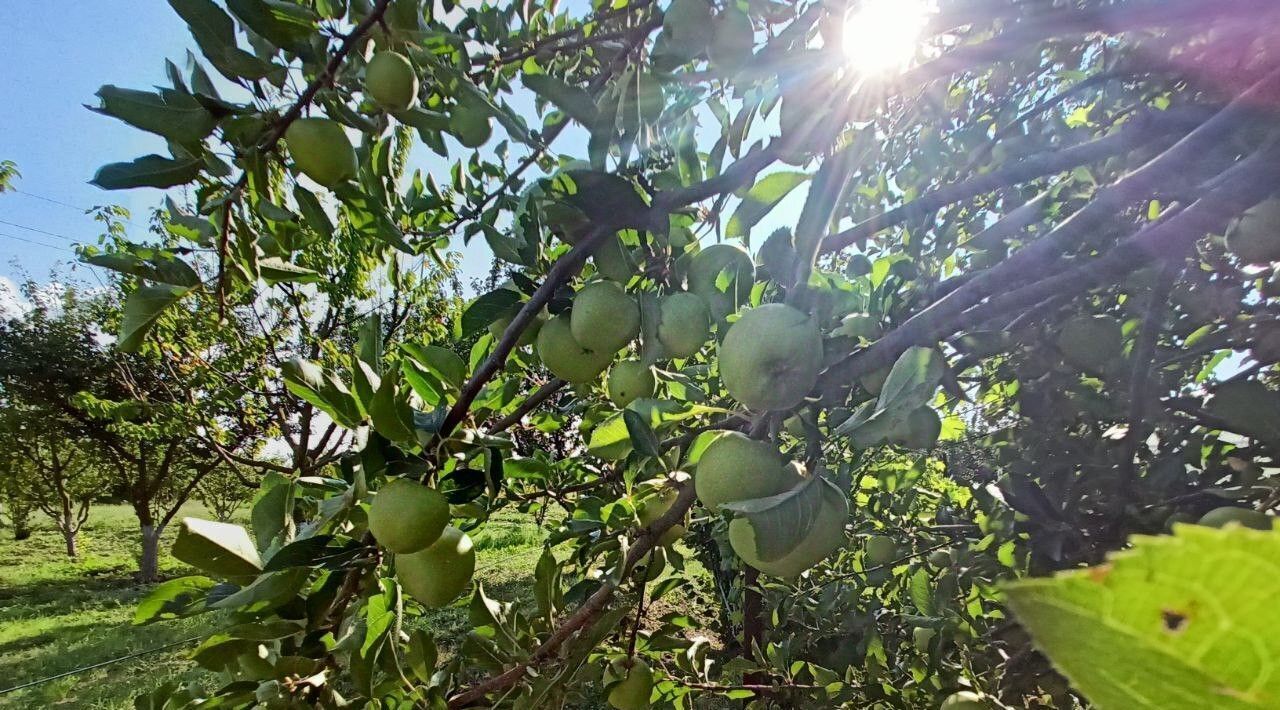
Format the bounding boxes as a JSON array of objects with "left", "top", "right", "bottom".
[{"left": 90, "top": 0, "right": 1280, "bottom": 707}]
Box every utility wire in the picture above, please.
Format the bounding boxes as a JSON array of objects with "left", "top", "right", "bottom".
[
  {"left": 0, "top": 218, "right": 85, "bottom": 244},
  {"left": 0, "top": 635, "right": 202, "bottom": 696},
  {"left": 0, "top": 231, "right": 75, "bottom": 253},
  {"left": 9, "top": 187, "right": 147, "bottom": 228}
]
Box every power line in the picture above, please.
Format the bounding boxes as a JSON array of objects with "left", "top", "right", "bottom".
[
  {"left": 0, "top": 634, "right": 202, "bottom": 696},
  {"left": 0, "top": 218, "right": 85, "bottom": 244},
  {"left": 0, "top": 231, "right": 75, "bottom": 253},
  {"left": 9, "top": 187, "right": 147, "bottom": 228}
]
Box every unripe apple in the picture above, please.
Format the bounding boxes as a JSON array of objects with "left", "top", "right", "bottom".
[
  {"left": 940, "top": 690, "right": 988, "bottom": 709},
  {"left": 719, "top": 303, "right": 822, "bottom": 411},
  {"left": 570, "top": 281, "right": 640, "bottom": 354},
  {"left": 632, "top": 546, "right": 667, "bottom": 583},
  {"left": 607, "top": 360, "right": 656, "bottom": 407},
  {"left": 607, "top": 658, "right": 653, "bottom": 710},
  {"left": 657, "top": 292, "right": 711, "bottom": 358},
  {"left": 1227, "top": 198, "right": 1280, "bottom": 264},
  {"left": 285, "top": 118, "right": 357, "bottom": 188},
  {"left": 397, "top": 526, "right": 475, "bottom": 608},
  {"left": 864, "top": 534, "right": 898, "bottom": 565},
  {"left": 892, "top": 407, "right": 941, "bottom": 450},
  {"left": 368, "top": 478, "right": 449, "bottom": 553},
  {"left": 728, "top": 482, "right": 848, "bottom": 578},
  {"left": 913, "top": 626, "right": 936, "bottom": 651},
  {"left": 365, "top": 51, "right": 419, "bottom": 110},
  {"left": 694, "top": 431, "right": 794, "bottom": 511},
  {"left": 1197, "top": 506, "right": 1273, "bottom": 531},
  {"left": 687, "top": 242, "right": 755, "bottom": 320},
  {"left": 593, "top": 235, "right": 636, "bottom": 283},
  {"left": 536, "top": 314, "right": 613, "bottom": 383},
  {"left": 637, "top": 479, "right": 687, "bottom": 546},
  {"left": 1056, "top": 315, "right": 1123, "bottom": 373},
  {"left": 927, "top": 549, "right": 952, "bottom": 569}
]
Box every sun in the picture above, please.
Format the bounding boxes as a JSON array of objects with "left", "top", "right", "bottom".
[{"left": 842, "top": 0, "right": 934, "bottom": 76}]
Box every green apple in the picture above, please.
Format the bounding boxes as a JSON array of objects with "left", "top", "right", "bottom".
[
  {"left": 1057, "top": 315, "right": 1123, "bottom": 373},
  {"left": 570, "top": 281, "right": 640, "bottom": 354},
  {"left": 940, "top": 691, "right": 987, "bottom": 709},
  {"left": 694, "top": 431, "right": 794, "bottom": 511},
  {"left": 607, "top": 658, "right": 653, "bottom": 710},
  {"left": 913, "top": 626, "right": 936, "bottom": 652},
  {"left": 365, "top": 51, "right": 418, "bottom": 110},
  {"left": 719, "top": 303, "right": 823, "bottom": 411},
  {"left": 864, "top": 534, "right": 898, "bottom": 565},
  {"left": 688, "top": 242, "right": 755, "bottom": 319},
  {"left": 657, "top": 292, "right": 711, "bottom": 358},
  {"left": 488, "top": 312, "right": 542, "bottom": 347},
  {"left": 1197, "top": 506, "right": 1273, "bottom": 531},
  {"left": 285, "top": 118, "right": 357, "bottom": 188},
  {"left": 860, "top": 367, "right": 889, "bottom": 395},
  {"left": 593, "top": 235, "right": 636, "bottom": 283},
  {"left": 892, "top": 407, "right": 941, "bottom": 450},
  {"left": 368, "top": 478, "right": 449, "bottom": 553},
  {"left": 632, "top": 546, "right": 667, "bottom": 583},
  {"left": 636, "top": 478, "right": 687, "bottom": 546},
  {"left": 607, "top": 360, "right": 656, "bottom": 407},
  {"left": 397, "top": 526, "right": 475, "bottom": 608},
  {"left": 927, "top": 549, "right": 953, "bottom": 569},
  {"left": 728, "top": 482, "right": 848, "bottom": 578},
  {"left": 1227, "top": 198, "right": 1280, "bottom": 264},
  {"left": 536, "top": 314, "right": 612, "bottom": 383}
]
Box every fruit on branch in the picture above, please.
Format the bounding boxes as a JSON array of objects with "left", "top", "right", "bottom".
[
  {"left": 913, "top": 626, "right": 937, "bottom": 651},
  {"left": 536, "top": 314, "right": 613, "bottom": 383},
  {"left": 1056, "top": 314, "right": 1123, "bottom": 373},
  {"left": 728, "top": 480, "right": 848, "bottom": 578},
  {"left": 657, "top": 292, "right": 711, "bottom": 358},
  {"left": 694, "top": 431, "right": 794, "bottom": 511},
  {"left": 607, "top": 658, "right": 654, "bottom": 710},
  {"left": 608, "top": 359, "right": 656, "bottom": 407},
  {"left": 940, "top": 691, "right": 988, "bottom": 709},
  {"left": 571, "top": 281, "right": 641, "bottom": 354},
  {"left": 488, "top": 312, "right": 543, "bottom": 347},
  {"left": 687, "top": 242, "right": 755, "bottom": 320},
  {"left": 593, "top": 235, "right": 636, "bottom": 283},
  {"left": 397, "top": 526, "right": 476, "bottom": 608},
  {"left": 368, "top": 478, "right": 449, "bottom": 553},
  {"left": 636, "top": 474, "right": 690, "bottom": 546},
  {"left": 864, "top": 534, "right": 898, "bottom": 565},
  {"left": 928, "top": 549, "right": 953, "bottom": 569},
  {"left": 1226, "top": 198, "right": 1280, "bottom": 265},
  {"left": 890, "top": 407, "right": 942, "bottom": 450},
  {"left": 1208, "top": 379, "right": 1280, "bottom": 441},
  {"left": 1197, "top": 506, "right": 1273, "bottom": 531},
  {"left": 284, "top": 118, "right": 357, "bottom": 188},
  {"left": 708, "top": 7, "right": 754, "bottom": 72},
  {"left": 365, "top": 51, "right": 419, "bottom": 110},
  {"left": 719, "top": 303, "right": 823, "bottom": 411}
]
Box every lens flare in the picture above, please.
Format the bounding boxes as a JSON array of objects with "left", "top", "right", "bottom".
[{"left": 843, "top": 0, "right": 933, "bottom": 76}]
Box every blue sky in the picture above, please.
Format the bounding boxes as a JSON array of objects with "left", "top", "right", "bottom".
[{"left": 0, "top": 3, "right": 196, "bottom": 286}]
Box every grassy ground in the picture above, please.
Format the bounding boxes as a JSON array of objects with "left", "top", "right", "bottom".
[
  {"left": 0, "top": 502, "right": 717, "bottom": 708},
  {"left": 0, "top": 502, "right": 550, "bottom": 708}
]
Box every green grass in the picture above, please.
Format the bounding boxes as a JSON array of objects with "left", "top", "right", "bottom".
[
  {"left": 0, "top": 502, "right": 713, "bottom": 708},
  {"left": 0, "top": 502, "right": 551, "bottom": 708}
]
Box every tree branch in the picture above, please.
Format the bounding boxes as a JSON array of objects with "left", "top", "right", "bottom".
[{"left": 488, "top": 378, "right": 566, "bottom": 434}]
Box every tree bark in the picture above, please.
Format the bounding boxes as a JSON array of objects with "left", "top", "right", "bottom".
[
  {"left": 63, "top": 527, "right": 78, "bottom": 559},
  {"left": 139, "top": 523, "right": 162, "bottom": 583}
]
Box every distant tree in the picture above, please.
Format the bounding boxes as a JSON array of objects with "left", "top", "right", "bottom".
[
  {"left": 196, "top": 466, "right": 258, "bottom": 522},
  {"left": 0, "top": 452, "right": 34, "bottom": 541},
  {"left": 0, "top": 415, "right": 105, "bottom": 558}
]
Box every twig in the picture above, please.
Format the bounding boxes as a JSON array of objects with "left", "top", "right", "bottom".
[
  {"left": 1119, "top": 261, "right": 1181, "bottom": 492},
  {"left": 488, "top": 378, "right": 566, "bottom": 434}
]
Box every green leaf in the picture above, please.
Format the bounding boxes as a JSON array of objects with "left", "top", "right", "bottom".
[
  {"left": 401, "top": 342, "right": 466, "bottom": 390},
  {"left": 172, "top": 518, "right": 264, "bottom": 578},
  {"left": 587, "top": 413, "right": 632, "bottom": 461},
  {"left": 82, "top": 251, "right": 200, "bottom": 287},
  {"left": 211, "top": 568, "right": 309, "bottom": 612},
  {"left": 461, "top": 288, "right": 522, "bottom": 338},
  {"left": 623, "top": 409, "right": 662, "bottom": 458},
  {"left": 405, "top": 630, "right": 437, "bottom": 683},
  {"left": 92, "top": 86, "right": 217, "bottom": 146},
  {"left": 368, "top": 370, "right": 416, "bottom": 445},
  {"left": 225, "top": 0, "right": 317, "bottom": 53},
  {"left": 361, "top": 578, "right": 396, "bottom": 658},
  {"left": 169, "top": 0, "right": 283, "bottom": 83},
  {"left": 92, "top": 154, "right": 203, "bottom": 190},
  {"left": 118, "top": 284, "right": 192, "bottom": 352},
  {"left": 726, "top": 171, "right": 808, "bottom": 239},
  {"left": 523, "top": 74, "right": 598, "bottom": 125},
  {"left": 262, "top": 535, "right": 337, "bottom": 571},
  {"left": 250, "top": 473, "right": 294, "bottom": 553},
  {"left": 721, "top": 475, "right": 839, "bottom": 562},
  {"left": 876, "top": 347, "right": 944, "bottom": 420},
  {"left": 1005, "top": 525, "right": 1280, "bottom": 709},
  {"left": 133, "top": 575, "right": 217, "bottom": 624},
  {"left": 258, "top": 257, "right": 322, "bottom": 284}
]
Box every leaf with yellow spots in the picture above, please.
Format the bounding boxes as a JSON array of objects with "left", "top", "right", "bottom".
[{"left": 1005, "top": 524, "right": 1280, "bottom": 709}]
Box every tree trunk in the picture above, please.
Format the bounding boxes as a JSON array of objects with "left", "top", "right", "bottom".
[
  {"left": 139, "top": 524, "right": 162, "bottom": 583},
  {"left": 63, "top": 527, "right": 78, "bottom": 558},
  {"left": 13, "top": 520, "right": 31, "bottom": 541}
]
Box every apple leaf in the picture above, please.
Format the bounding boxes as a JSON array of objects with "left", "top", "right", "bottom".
[
  {"left": 1004, "top": 524, "right": 1280, "bottom": 709},
  {"left": 134, "top": 575, "right": 218, "bottom": 625},
  {"left": 118, "top": 284, "right": 193, "bottom": 352},
  {"left": 172, "top": 518, "right": 264, "bottom": 578},
  {"left": 523, "top": 73, "right": 598, "bottom": 126},
  {"left": 876, "top": 346, "right": 944, "bottom": 420},
  {"left": 92, "top": 154, "right": 204, "bottom": 191},
  {"left": 726, "top": 171, "right": 809, "bottom": 239},
  {"left": 722, "top": 475, "right": 834, "bottom": 562},
  {"left": 461, "top": 288, "right": 522, "bottom": 338}
]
